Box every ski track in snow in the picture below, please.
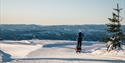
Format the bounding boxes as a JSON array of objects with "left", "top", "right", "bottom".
[{"left": 0, "top": 40, "right": 125, "bottom": 63}]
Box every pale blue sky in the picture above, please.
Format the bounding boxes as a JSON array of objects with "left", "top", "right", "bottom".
[{"left": 0, "top": 0, "right": 125, "bottom": 25}]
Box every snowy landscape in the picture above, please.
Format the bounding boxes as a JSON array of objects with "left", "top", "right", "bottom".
[
  {"left": 0, "top": 0, "right": 125, "bottom": 63},
  {"left": 0, "top": 40, "right": 125, "bottom": 63}
]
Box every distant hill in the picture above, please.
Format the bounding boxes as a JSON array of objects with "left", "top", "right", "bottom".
[{"left": 0, "top": 24, "right": 125, "bottom": 41}]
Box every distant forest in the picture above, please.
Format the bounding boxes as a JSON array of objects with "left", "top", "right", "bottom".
[{"left": 0, "top": 24, "right": 125, "bottom": 41}]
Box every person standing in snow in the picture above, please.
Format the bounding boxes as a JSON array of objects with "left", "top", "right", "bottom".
[{"left": 76, "top": 32, "right": 83, "bottom": 53}]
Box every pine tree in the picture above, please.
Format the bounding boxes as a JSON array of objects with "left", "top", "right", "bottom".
[{"left": 106, "top": 3, "right": 123, "bottom": 51}]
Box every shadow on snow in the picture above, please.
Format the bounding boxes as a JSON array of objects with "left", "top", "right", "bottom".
[
  {"left": 16, "top": 57, "right": 125, "bottom": 63},
  {"left": 0, "top": 50, "right": 13, "bottom": 62},
  {"left": 43, "top": 42, "right": 95, "bottom": 48}
]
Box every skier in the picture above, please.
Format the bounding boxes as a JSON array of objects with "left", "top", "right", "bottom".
[{"left": 76, "top": 32, "right": 83, "bottom": 53}]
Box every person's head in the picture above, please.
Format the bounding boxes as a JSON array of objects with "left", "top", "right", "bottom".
[{"left": 78, "top": 32, "right": 82, "bottom": 36}]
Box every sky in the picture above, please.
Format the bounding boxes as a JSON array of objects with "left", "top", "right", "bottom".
[{"left": 0, "top": 0, "right": 125, "bottom": 25}]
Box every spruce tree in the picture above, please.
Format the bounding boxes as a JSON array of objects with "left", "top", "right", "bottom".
[{"left": 106, "top": 3, "right": 123, "bottom": 51}]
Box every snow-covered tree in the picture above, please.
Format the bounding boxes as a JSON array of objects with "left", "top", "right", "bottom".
[{"left": 106, "top": 3, "right": 123, "bottom": 51}]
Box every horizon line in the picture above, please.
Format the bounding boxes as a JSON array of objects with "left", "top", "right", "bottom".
[{"left": 1, "top": 23, "right": 125, "bottom": 26}]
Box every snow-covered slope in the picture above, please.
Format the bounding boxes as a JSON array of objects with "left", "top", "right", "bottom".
[
  {"left": 0, "top": 40, "right": 125, "bottom": 63},
  {"left": 0, "top": 40, "right": 41, "bottom": 58}
]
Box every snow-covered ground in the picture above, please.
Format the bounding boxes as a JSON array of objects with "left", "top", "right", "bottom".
[
  {"left": 0, "top": 43, "right": 41, "bottom": 58},
  {"left": 0, "top": 40, "right": 125, "bottom": 63}
]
